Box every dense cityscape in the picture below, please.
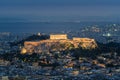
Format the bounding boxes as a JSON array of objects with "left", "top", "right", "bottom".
[
  {"left": 1, "top": 0, "right": 120, "bottom": 79},
  {"left": 0, "top": 22, "right": 120, "bottom": 80}
]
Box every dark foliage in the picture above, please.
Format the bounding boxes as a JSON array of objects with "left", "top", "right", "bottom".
[
  {"left": 71, "top": 41, "right": 120, "bottom": 59},
  {"left": 9, "top": 34, "right": 49, "bottom": 46}
]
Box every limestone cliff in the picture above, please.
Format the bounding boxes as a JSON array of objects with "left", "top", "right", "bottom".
[{"left": 21, "top": 38, "right": 98, "bottom": 54}]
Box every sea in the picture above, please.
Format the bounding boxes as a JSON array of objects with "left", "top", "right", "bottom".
[
  {"left": 0, "top": 21, "right": 115, "bottom": 33},
  {"left": 0, "top": 22, "right": 120, "bottom": 43},
  {"left": 0, "top": 22, "right": 85, "bottom": 33}
]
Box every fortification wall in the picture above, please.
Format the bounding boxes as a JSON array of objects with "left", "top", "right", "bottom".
[
  {"left": 21, "top": 38, "right": 97, "bottom": 54},
  {"left": 24, "top": 41, "right": 40, "bottom": 47},
  {"left": 73, "top": 38, "right": 95, "bottom": 42}
]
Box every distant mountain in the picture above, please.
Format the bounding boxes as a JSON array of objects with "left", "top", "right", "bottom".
[{"left": 0, "top": 17, "right": 26, "bottom": 23}]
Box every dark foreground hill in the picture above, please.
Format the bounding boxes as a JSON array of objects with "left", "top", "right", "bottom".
[
  {"left": 9, "top": 34, "right": 50, "bottom": 46},
  {"left": 9, "top": 34, "right": 120, "bottom": 56}
]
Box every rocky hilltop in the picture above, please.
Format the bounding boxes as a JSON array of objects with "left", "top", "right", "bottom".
[{"left": 21, "top": 34, "right": 97, "bottom": 54}]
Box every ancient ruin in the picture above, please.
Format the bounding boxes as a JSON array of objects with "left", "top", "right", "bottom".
[
  {"left": 21, "top": 34, "right": 98, "bottom": 54},
  {"left": 50, "top": 34, "right": 67, "bottom": 40}
]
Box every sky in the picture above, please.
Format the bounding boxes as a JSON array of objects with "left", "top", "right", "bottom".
[{"left": 0, "top": 0, "right": 120, "bottom": 22}]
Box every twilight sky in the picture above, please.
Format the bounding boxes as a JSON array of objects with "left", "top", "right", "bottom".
[{"left": 0, "top": 0, "right": 120, "bottom": 22}]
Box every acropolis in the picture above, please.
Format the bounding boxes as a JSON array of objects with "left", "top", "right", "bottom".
[{"left": 21, "top": 34, "right": 98, "bottom": 54}]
